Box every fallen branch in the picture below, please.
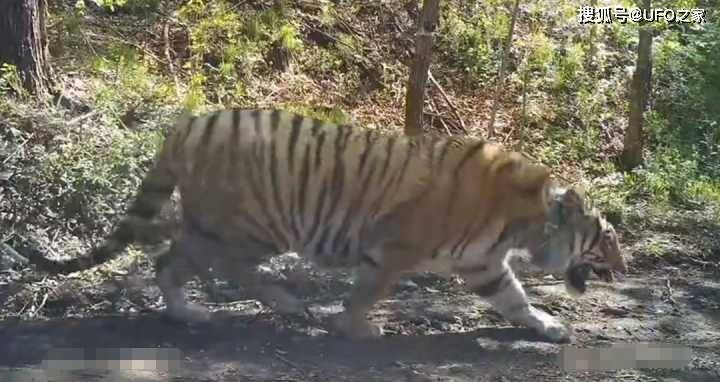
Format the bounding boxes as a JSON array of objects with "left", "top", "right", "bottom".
[
  {"left": 428, "top": 71, "right": 468, "bottom": 134},
  {"left": 523, "top": 280, "right": 565, "bottom": 287},
  {"left": 68, "top": 111, "right": 98, "bottom": 125},
  {"left": 1, "top": 133, "right": 33, "bottom": 165},
  {"left": 274, "top": 351, "right": 302, "bottom": 371},
  {"left": 428, "top": 97, "right": 452, "bottom": 135},
  {"left": 0, "top": 243, "right": 29, "bottom": 265}
]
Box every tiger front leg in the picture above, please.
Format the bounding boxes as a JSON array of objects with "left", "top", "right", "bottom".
[
  {"left": 461, "top": 264, "right": 572, "bottom": 343},
  {"left": 331, "top": 261, "right": 400, "bottom": 339}
]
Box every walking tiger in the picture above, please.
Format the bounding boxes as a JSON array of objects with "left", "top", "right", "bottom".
[{"left": 27, "top": 109, "right": 626, "bottom": 343}]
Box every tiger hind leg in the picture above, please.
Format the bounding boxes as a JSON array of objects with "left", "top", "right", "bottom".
[
  {"left": 155, "top": 237, "right": 214, "bottom": 323},
  {"left": 331, "top": 261, "right": 401, "bottom": 339},
  {"left": 460, "top": 264, "right": 571, "bottom": 343},
  {"left": 157, "top": 229, "right": 305, "bottom": 321}
]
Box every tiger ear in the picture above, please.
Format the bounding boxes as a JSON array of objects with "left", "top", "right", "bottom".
[
  {"left": 558, "top": 188, "right": 587, "bottom": 220},
  {"left": 561, "top": 188, "right": 585, "bottom": 209}
]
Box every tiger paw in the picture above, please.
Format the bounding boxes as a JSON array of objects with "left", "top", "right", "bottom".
[
  {"left": 330, "top": 312, "right": 383, "bottom": 340},
  {"left": 537, "top": 319, "right": 572, "bottom": 343},
  {"left": 165, "top": 302, "right": 211, "bottom": 323}
]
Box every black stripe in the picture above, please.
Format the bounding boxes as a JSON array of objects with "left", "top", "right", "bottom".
[
  {"left": 196, "top": 112, "right": 219, "bottom": 160},
  {"left": 243, "top": 147, "right": 286, "bottom": 248},
  {"left": 326, "top": 125, "right": 350, "bottom": 222},
  {"left": 288, "top": 114, "right": 304, "bottom": 172},
  {"left": 584, "top": 218, "right": 602, "bottom": 252},
  {"left": 332, "top": 157, "right": 378, "bottom": 253},
  {"left": 472, "top": 270, "right": 510, "bottom": 297},
  {"left": 357, "top": 130, "right": 375, "bottom": 175},
  {"left": 379, "top": 136, "right": 396, "bottom": 179},
  {"left": 232, "top": 108, "right": 242, "bottom": 129},
  {"left": 484, "top": 225, "right": 511, "bottom": 256},
  {"left": 288, "top": 190, "right": 301, "bottom": 243},
  {"left": 252, "top": 110, "right": 263, "bottom": 136},
  {"left": 427, "top": 136, "right": 437, "bottom": 168},
  {"left": 270, "top": 109, "right": 282, "bottom": 132},
  {"left": 297, "top": 142, "right": 312, "bottom": 231},
  {"left": 174, "top": 116, "right": 196, "bottom": 157},
  {"left": 307, "top": 181, "right": 328, "bottom": 245},
  {"left": 454, "top": 140, "right": 486, "bottom": 177},
  {"left": 315, "top": 130, "right": 326, "bottom": 170},
  {"left": 436, "top": 138, "right": 455, "bottom": 169},
  {"left": 251, "top": 111, "right": 266, "bottom": 173},
  {"left": 237, "top": 211, "right": 277, "bottom": 247},
  {"left": 361, "top": 254, "right": 380, "bottom": 268},
  {"left": 243, "top": 112, "right": 286, "bottom": 248},
  {"left": 450, "top": 223, "right": 475, "bottom": 258},
  {"left": 269, "top": 137, "right": 289, "bottom": 231},
  {"left": 388, "top": 140, "right": 414, "bottom": 193},
  {"left": 227, "top": 109, "right": 242, "bottom": 179},
  {"left": 317, "top": 226, "right": 332, "bottom": 253},
  {"left": 311, "top": 118, "right": 324, "bottom": 136}
]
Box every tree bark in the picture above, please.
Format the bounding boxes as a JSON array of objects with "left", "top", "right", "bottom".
[
  {"left": 621, "top": 0, "right": 652, "bottom": 170},
  {"left": 404, "top": 0, "right": 440, "bottom": 137},
  {"left": 486, "top": 0, "right": 521, "bottom": 137},
  {"left": 0, "top": 0, "right": 54, "bottom": 96}
]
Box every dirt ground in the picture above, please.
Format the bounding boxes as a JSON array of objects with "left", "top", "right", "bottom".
[{"left": 1, "top": 208, "right": 719, "bottom": 382}]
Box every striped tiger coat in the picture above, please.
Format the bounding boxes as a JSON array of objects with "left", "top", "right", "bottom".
[{"left": 27, "top": 109, "right": 626, "bottom": 343}]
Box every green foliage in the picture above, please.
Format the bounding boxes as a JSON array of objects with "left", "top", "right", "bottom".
[
  {"left": 89, "top": 44, "right": 176, "bottom": 120},
  {"left": 0, "top": 64, "right": 25, "bottom": 97},
  {"left": 42, "top": 127, "right": 164, "bottom": 228},
  {"left": 621, "top": 148, "right": 720, "bottom": 207},
  {"left": 437, "top": 1, "right": 510, "bottom": 82},
  {"left": 525, "top": 31, "right": 554, "bottom": 73},
  {"left": 652, "top": 21, "right": 720, "bottom": 180},
  {"left": 555, "top": 42, "right": 585, "bottom": 89},
  {"left": 79, "top": 0, "right": 160, "bottom": 14},
  {"left": 283, "top": 103, "right": 350, "bottom": 125},
  {"left": 178, "top": 1, "right": 305, "bottom": 107}
]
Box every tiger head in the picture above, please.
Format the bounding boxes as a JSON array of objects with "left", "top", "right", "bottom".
[{"left": 531, "top": 187, "right": 626, "bottom": 296}]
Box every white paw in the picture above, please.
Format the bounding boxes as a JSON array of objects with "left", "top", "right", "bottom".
[
  {"left": 166, "top": 302, "right": 211, "bottom": 323},
  {"left": 330, "top": 312, "right": 383, "bottom": 339},
  {"left": 539, "top": 320, "right": 571, "bottom": 343}
]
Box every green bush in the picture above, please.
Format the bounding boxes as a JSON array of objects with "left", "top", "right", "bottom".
[{"left": 178, "top": 1, "right": 304, "bottom": 107}]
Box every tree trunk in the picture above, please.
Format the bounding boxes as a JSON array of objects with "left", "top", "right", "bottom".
[
  {"left": 621, "top": 0, "right": 652, "bottom": 170},
  {"left": 404, "top": 0, "right": 440, "bottom": 137},
  {"left": 0, "top": 0, "right": 54, "bottom": 96},
  {"left": 486, "top": 0, "right": 521, "bottom": 137}
]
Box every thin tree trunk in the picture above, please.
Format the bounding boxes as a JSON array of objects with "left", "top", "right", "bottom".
[
  {"left": 621, "top": 0, "right": 652, "bottom": 170},
  {"left": 404, "top": 0, "right": 440, "bottom": 137},
  {"left": 585, "top": 0, "right": 599, "bottom": 67},
  {"left": 487, "top": 0, "right": 521, "bottom": 137},
  {"left": 0, "top": 0, "right": 54, "bottom": 96}
]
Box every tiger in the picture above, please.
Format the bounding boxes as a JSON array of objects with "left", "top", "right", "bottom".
[{"left": 26, "top": 108, "right": 626, "bottom": 343}]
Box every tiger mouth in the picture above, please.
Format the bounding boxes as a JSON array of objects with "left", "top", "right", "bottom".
[{"left": 565, "top": 261, "right": 614, "bottom": 294}]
